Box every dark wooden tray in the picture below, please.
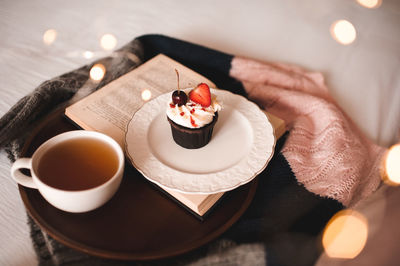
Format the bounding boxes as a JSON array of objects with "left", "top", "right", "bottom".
[{"left": 18, "top": 109, "right": 258, "bottom": 260}]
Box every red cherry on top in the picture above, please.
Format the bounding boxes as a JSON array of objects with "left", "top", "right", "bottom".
[{"left": 172, "top": 90, "right": 188, "bottom": 106}]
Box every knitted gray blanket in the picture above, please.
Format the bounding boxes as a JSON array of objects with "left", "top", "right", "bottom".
[{"left": 0, "top": 39, "right": 142, "bottom": 160}]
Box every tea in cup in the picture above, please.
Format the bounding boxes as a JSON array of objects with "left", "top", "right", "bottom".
[{"left": 11, "top": 130, "right": 124, "bottom": 213}]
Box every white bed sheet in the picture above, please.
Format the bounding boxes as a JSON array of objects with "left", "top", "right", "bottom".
[{"left": 1, "top": 0, "right": 399, "bottom": 265}]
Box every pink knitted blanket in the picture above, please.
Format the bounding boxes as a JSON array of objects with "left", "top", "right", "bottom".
[{"left": 230, "top": 57, "right": 386, "bottom": 207}]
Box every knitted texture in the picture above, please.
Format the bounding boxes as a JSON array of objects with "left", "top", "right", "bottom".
[
  {"left": 0, "top": 39, "right": 144, "bottom": 161},
  {"left": 1, "top": 34, "right": 345, "bottom": 265},
  {"left": 230, "top": 57, "right": 386, "bottom": 207}
]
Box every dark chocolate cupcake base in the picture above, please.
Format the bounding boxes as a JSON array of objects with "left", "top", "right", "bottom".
[{"left": 167, "top": 113, "right": 218, "bottom": 149}]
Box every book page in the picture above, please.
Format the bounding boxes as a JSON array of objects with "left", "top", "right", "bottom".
[
  {"left": 166, "top": 190, "right": 224, "bottom": 216},
  {"left": 65, "top": 54, "right": 215, "bottom": 147},
  {"left": 65, "top": 53, "right": 285, "bottom": 217}
]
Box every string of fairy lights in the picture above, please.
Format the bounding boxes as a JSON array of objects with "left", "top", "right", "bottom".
[{"left": 41, "top": 0, "right": 397, "bottom": 261}]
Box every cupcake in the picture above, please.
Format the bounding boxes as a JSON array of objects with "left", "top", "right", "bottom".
[{"left": 166, "top": 83, "right": 221, "bottom": 149}]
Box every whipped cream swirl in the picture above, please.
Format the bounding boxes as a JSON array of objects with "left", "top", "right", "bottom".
[{"left": 166, "top": 89, "right": 221, "bottom": 128}]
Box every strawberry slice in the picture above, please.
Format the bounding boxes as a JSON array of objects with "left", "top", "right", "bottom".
[{"left": 189, "top": 83, "right": 211, "bottom": 107}]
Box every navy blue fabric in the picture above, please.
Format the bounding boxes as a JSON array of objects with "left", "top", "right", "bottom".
[
  {"left": 137, "top": 34, "right": 247, "bottom": 97},
  {"left": 135, "top": 34, "right": 343, "bottom": 265},
  {"left": 224, "top": 134, "right": 343, "bottom": 265}
]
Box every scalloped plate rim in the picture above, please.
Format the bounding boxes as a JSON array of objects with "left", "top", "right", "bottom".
[{"left": 125, "top": 89, "right": 276, "bottom": 194}]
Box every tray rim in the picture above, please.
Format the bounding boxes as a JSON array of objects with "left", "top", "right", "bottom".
[{"left": 17, "top": 108, "right": 259, "bottom": 260}]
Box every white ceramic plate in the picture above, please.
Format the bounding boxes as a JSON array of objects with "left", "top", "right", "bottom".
[{"left": 125, "top": 89, "right": 275, "bottom": 194}]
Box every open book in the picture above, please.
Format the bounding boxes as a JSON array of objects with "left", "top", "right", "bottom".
[{"left": 65, "top": 54, "right": 285, "bottom": 218}]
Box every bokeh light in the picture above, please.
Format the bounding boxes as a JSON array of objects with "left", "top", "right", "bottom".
[
  {"left": 322, "top": 209, "right": 368, "bottom": 259},
  {"left": 90, "top": 63, "right": 106, "bottom": 81},
  {"left": 141, "top": 89, "right": 152, "bottom": 101},
  {"left": 83, "top": 51, "right": 94, "bottom": 59},
  {"left": 100, "top": 34, "right": 117, "bottom": 50},
  {"left": 331, "top": 20, "right": 357, "bottom": 45},
  {"left": 356, "top": 0, "right": 382, "bottom": 8},
  {"left": 383, "top": 144, "right": 400, "bottom": 185},
  {"left": 43, "top": 29, "right": 57, "bottom": 45}
]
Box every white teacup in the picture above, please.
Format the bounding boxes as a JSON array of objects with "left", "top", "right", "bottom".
[{"left": 11, "top": 130, "right": 124, "bottom": 213}]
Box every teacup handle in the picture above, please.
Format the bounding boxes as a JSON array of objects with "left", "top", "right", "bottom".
[{"left": 11, "top": 158, "right": 37, "bottom": 189}]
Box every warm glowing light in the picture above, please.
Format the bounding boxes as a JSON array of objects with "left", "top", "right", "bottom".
[
  {"left": 322, "top": 210, "right": 368, "bottom": 259},
  {"left": 100, "top": 34, "right": 117, "bottom": 50},
  {"left": 331, "top": 20, "right": 357, "bottom": 45},
  {"left": 43, "top": 29, "right": 57, "bottom": 45},
  {"left": 356, "top": 0, "right": 382, "bottom": 8},
  {"left": 83, "top": 51, "right": 94, "bottom": 59},
  {"left": 141, "top": 89, "right": 152, "bottom": 101},
  {"left": 383, "top": 144, "right": 400, "bottom": 185},
  {"left": 90, "top": 64, "right": 106, "bottom": 81}
]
